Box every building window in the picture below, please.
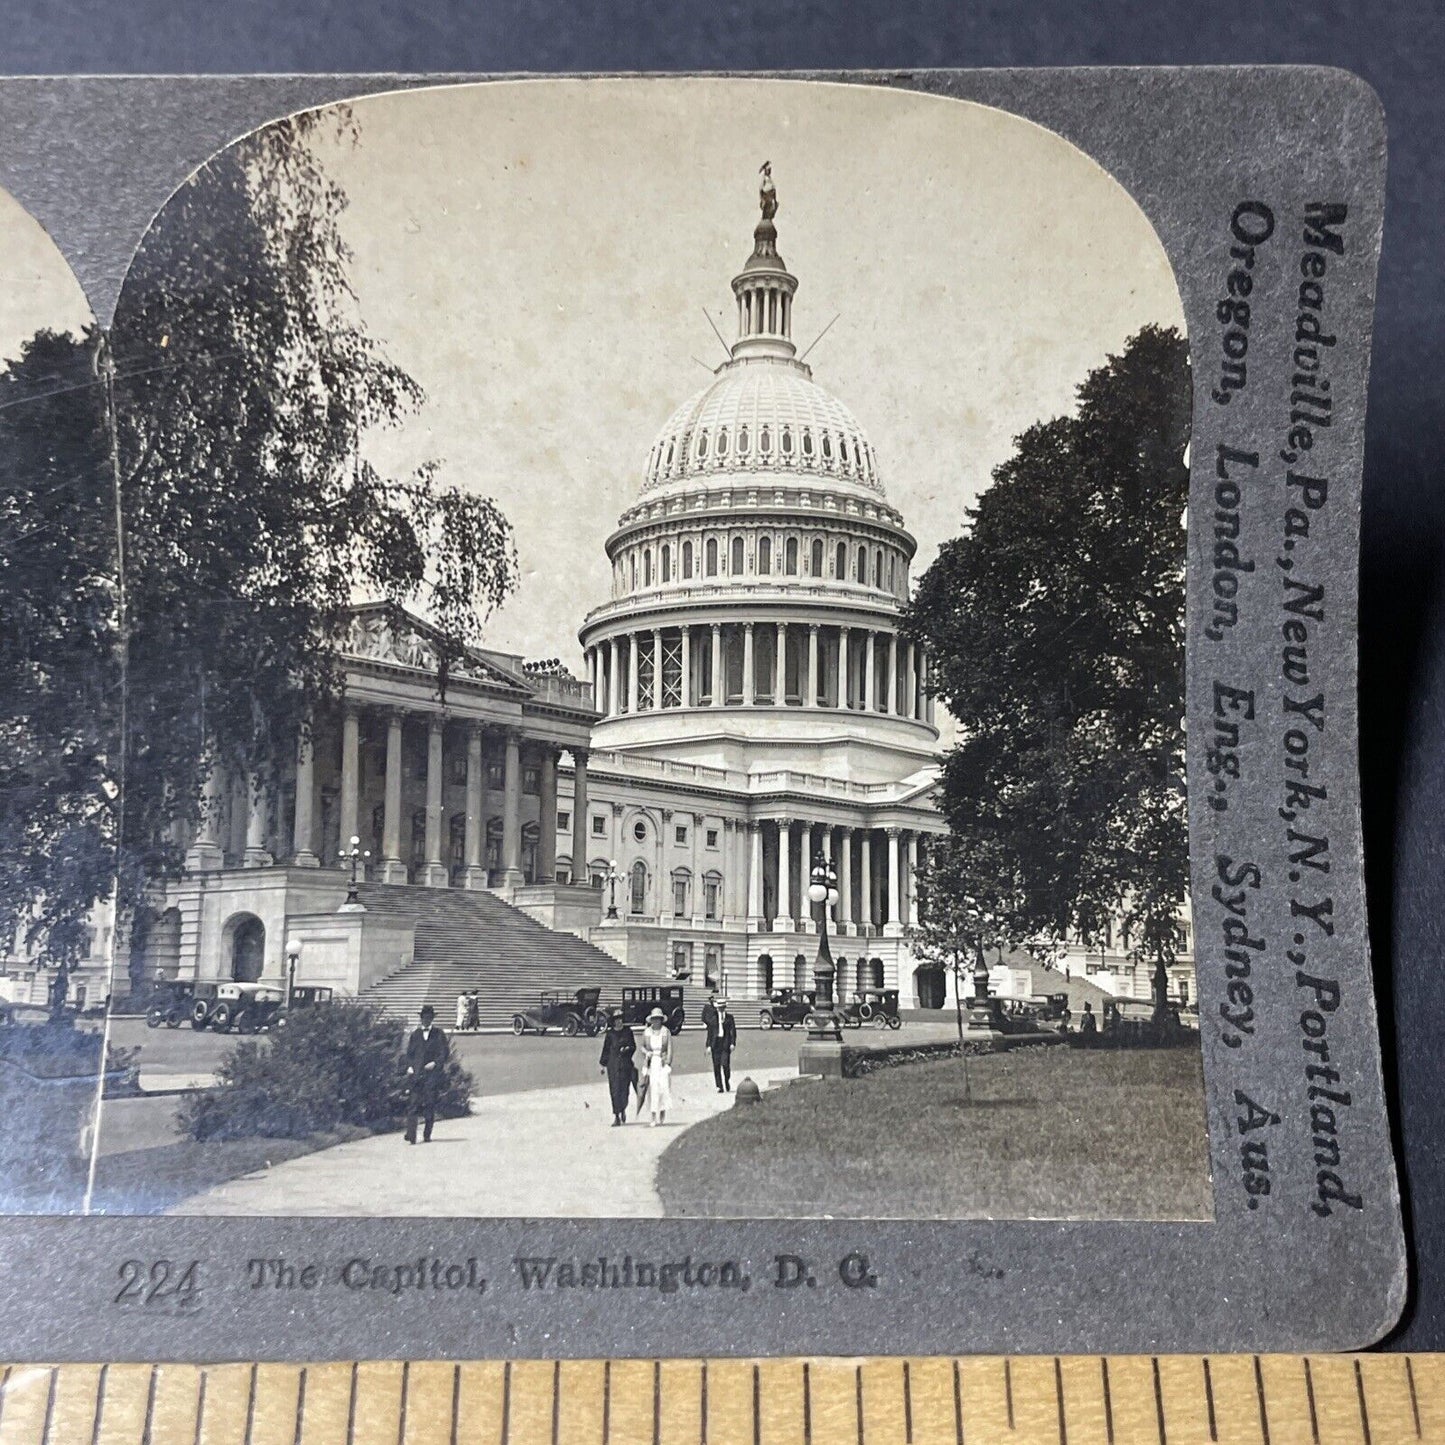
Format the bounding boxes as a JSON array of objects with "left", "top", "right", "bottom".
[
  {"left": 631, "top": 554, "right": 638, "bottom": 590},
  {"left": 874, "top": 551, "right": 883, "bottom": 588},
  {"left": 486, "top": 758, "right": 505, "bottom": 789},
  {"left": 706, "top": 828, "right": 719, "bottom": 848},
  {"left": 781, "top": 425, "right": 793, "bottom": 455},
  {"left": 556, "top": 864, "right": 572, "bottom": 885},
  {"left": 785, "top": 537, "right": 798, "bottom": 575},
  {"left": 730, "top": 535, "right": 744, "bottom": 574},
  {"left": 590, "top": 862, "right": 607, "bottom": 888},
  {"left": 630, "top": 861, "right": 647, "bottom": 914},
  {"left": 760, "top": 425, "right": 772, "bottom": 454},
  {"left": 672, "top": 943, "right": 694, "bottom": 980},
  {"left": 822, "top": 433, "right": 833, "bottom": 460},
  {"left": 836, "top": 541, "right": 847, "bottom": 578},
  {"left": 811, "top": 538, "right": 823, "bottom": 576},
  {"left": 697, "top": 429, "right": 709, "bottom": 460},
  {"left": 675, "top": 824, "right": 688, "bottom": 845},
  {"left": 557, "top": 810, "right": 571, "bottom": 834},
  {"left": 704, "top": 878, "right": 720, "bottom": 920},
  {"left": 661, "top": 545, "right": 671, "bottom": 582},
  {"left": 448, "top": 753, "right": 467, "bottom": 785},
  {"left": 739, "top": 425, "right": 750, "bottom": 455},
  {"left": 706, "top": 538, "right": 718, "bottom": 576},
  {"left": 673, "top": 876, "right": 688, "bottom": 917},
  {"left": 758, "top": 536, "right": 772, "bottom": 574},
  {"left": 523, "top": 765, "right": 541, "bottom": 795},
  {"left": 704, "top": 944, "right": 722, "bottom": 989},
  {"left": 591, "top": 814, "right": 606, "bottom": 837},
  {"left": 802, "top": 428, "right": 814, "bottom": 457},
  {"left": 633, "top": 819, "right": 648, "bottom": 843},
  {"left": 856, "top": 545, "right": 867, "bottom": 583},
  {"left": 717, "top": 427, "right": 729, "bottom": 457},
  {"left": 682, "top": 540, "right": 693, "bottom": 578}
]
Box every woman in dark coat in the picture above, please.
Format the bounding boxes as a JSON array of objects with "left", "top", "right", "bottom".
[{"left": 599, "top": 1011, "right": 637, "bottom": 1126}]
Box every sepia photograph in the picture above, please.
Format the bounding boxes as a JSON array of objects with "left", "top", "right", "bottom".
[{"left": 0, "top": 78, "right": 1207, "bottom": 1224}]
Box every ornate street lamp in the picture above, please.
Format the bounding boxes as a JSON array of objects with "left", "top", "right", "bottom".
[
  {"left": 806, "top": 853, "right": 842, "bottom": 1040},
  {"left": 339, "top": 834, "right": 370, "bottom": 912},
  {"left": 284, "top": 935, "right": 302, "bottom": 1009},
  {"left": 605, "top": 859, "right": 621, "bottom": 920}
]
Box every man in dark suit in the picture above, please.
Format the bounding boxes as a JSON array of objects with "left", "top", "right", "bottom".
[
  {"left": 404, "top": 1004, "right": 450, "bottom": 1143},
  {"left": 704, "top": 995, "right": 737, "bottom": 1093}
]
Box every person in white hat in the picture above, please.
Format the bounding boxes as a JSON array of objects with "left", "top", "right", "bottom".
[{"left": 638, "top": 1006, "right": 673, "bottom": 1126}]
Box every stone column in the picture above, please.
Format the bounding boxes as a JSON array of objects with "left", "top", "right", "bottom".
[
  {"left": 501, "top": 730, "right": 524, "bottom": 888},
  {"left": 463, "top": 724, "right": 487, "bottom": 889},
  {"left": 652, "top": 629, "right": 664, "bottom": 711},
  {"left": 747, "top": 820, "right": 765, "bottom": 928},
  {"left": 690, "top": 811, "right": 705, "bottom": 927},
  {"left": 379, "top": 711, "right": 407, "bottom": 883},
  {"left": 743, "top": 623, "right": 756, "bottom": 705},
  {"left": 859, "top": 830, "right": 873, "bottom": 932},
  {"left": 571, "top": 748, "right": 590, "bottom": 883},
  {"left": 777, "top": 818, "right": 793, "bottom": 932},
  {"left": 905, "top": 641, "right": 917, "bottom": 720},
  {"left": 904, "top": 831, "right": 918, "bottom": 927},
  {"left": 888, "top": 633, "right": 899, "bottom": 715},
  {"left": 627, "top": 635, "right": 639, "bottom": 713},
  {"left": 806, "top": 624, "right": 819, "bottom": 707},
  {"left": 338, "top": 704, "right": 360, "bottom": 860},
  {"left": 798, "top": 820, "right": 814, "bottom": 933},
  {"left": 243, "top": 771, "right": 274, "bottom": 868},
  {"left": 186, "top": 760, "right": 227, "bottom": 871},
  {"left": 608, "top": 637, "right": 621, "bottom": 716},
  {"left": 837, "top": 826, "right": 853, "bottom": 932},
  {"left": 837, "top": 626, "right": 850, "bottom": 709},
  {"left": 536, "top": 746, "right": 558, "bottom": 883},
  {"left": 421, "top": 716, "right": 448, "bottom": 887},
  {"left": 863, "top": 631, "right": 876, "bottom": 711},
  {"left": 292, "top": 723, "right": 319, "bottom": 867},
  {"left": 774, "top": 621, "right": 787, "bottom": 704},
  {"left": 680, "top": 625, "right": 692, "bottom": 707},
  {"left": 710, "top": 623, "right": 723, "bottom": 705},
  {"left": 885, "top": 828, "right": 902, "bottom": 936}
]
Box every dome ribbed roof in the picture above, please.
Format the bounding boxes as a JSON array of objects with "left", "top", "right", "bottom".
[{"left": 640, "top": 359, "right": 884, "bottom": 498}]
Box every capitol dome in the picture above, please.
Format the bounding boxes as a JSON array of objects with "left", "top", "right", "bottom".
[{"left": 642, "top": 363, "right": 884, "bottom": 497}]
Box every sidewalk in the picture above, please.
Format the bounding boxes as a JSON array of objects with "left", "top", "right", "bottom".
[{"left": 172, "top": 1065, "right": 797, "bottom": 1217}]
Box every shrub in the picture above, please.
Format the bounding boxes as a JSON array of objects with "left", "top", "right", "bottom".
[{"left": 179, "top": 1002, "right": 474, "bottom": 1142}]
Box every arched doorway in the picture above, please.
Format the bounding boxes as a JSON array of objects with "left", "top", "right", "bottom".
[
  {"left": 793, "top": 953, "right": 809, "bottom": 993},
  {"left": 757, "top": 953, "right": 774, "bottom": 996},
  {"left": 914, "top": 965, "right": 946, "bottom": 1010},
  {"left": 227, "top": 914, "right": 266, "bottom": 983}
]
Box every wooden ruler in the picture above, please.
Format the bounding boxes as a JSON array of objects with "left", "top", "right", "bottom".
[{"left": 0, "top": 1355, "right": 1439, "bottom": 1443}]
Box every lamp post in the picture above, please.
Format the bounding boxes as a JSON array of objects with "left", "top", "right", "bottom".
[
  {"left": 605, "top": 859, "right": 620, "bottom": 920},
  {"left": 284, "top": 935, "right": 301, "bottom": 1009},
  {"left": 806, "top": 853, "right": 842, "bottom": 1040},
  {"left": 339, "top": 834, "right": 370, "bottom": 912}
]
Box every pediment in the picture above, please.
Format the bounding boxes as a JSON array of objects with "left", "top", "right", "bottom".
[{"left": 341, "top": 607, "right": 527, "bottom": 692}]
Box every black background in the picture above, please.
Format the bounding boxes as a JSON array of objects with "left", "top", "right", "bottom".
[{"left": 4, "top": 0, "right": 1442, "bottom": 1350}]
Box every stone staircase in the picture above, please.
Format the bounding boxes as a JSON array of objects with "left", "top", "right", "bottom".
[{"left": 356, "top": 884, "right": 710, "bottom": 1029}]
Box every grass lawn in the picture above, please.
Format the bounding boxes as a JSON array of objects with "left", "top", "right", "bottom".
[{"left": 657, "top": 1045, "right": 1212, "bottom": 1221}]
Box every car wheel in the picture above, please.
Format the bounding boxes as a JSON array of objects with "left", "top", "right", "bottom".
[
  {"left": 563, "top": 1016, "right": 580, "bottom": 1037},
  {"left": 211, "top": 1003, "right": 234, "bottom": 1033},
  {"left": 190, "top": 1001, "right": 210, "bottom": 1029},
  {"left": 872, "top": 1014, "right": 888, "bottom": 1029},
  {"left": 145, "top": 1007, "right": 164, "bottom": 1029},
  {"left": 760, "top": 1012, "right": 773, "bottom": 1029},
  {"left": 511, "top": 1016, "right": 525, "bottom": 1036},
  {"left": 165, "top": 1012, "right": 182, "bottom": 1029},
  {"left": 888, "top": 1016, "right": 902, "bottom": 1030}
]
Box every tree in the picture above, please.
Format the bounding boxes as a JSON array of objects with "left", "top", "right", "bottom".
[
  {"left": 108, "top": 106, "right": 517, "bottom": 947},
  {"left": 0, "top": 329, "right": 119, "bottom": 964},
  {"left": 904, "top": 327, "right": 1190, "bottom": 1011}
]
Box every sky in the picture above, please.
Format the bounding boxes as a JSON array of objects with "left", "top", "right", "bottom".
[{"left": 0, "top": 77, "right": 1186, "bottom": 679}]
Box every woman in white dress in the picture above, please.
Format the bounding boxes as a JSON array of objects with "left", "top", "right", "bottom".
[{"left": 638, "top": 1007, "right": 673, "bottom": 1126}]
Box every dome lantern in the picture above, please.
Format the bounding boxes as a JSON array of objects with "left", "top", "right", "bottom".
[{"left": 730, "top": 162, "right": 799, "bottom": 362}]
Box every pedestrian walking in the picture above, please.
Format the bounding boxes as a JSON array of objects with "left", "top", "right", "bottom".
[
  {"left": 1080, "top": 1001, "right": 1097, "bottom": 1036},
  {"left": 599, "top": 1010, "right": 637, "bottom": 1126},
  {"left": 704, "top": 993, "right": 737, "bottom": 1092},
  {"left": 403, "top": 1004, "right": 450, "bottom": 1144},
  {"left": 465, "top": 990, "right": 481, "bottom": 1032},
  {"left": 455, "top": 991, "right": 469, "bottom": 1031},
  {"left": 638, "top": 1007, "right": 673, "bottom": 1126}
]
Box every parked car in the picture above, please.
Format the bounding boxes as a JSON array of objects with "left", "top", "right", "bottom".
[
  {"left": 145, "top": 980, "right": 196, "bottom": 1029},
  {"left": 511, "top": 987, "right": 605, "bottom": 1037},
  {"left": 838, "top": 987, "right": 902, "bottom": 1030},
  {"left": 189, "top": 980, "right": 289, "bottom": 1034},
  {"left": 620, "top": 985, "right": 685, "bottom": 1033},
  {"left": 759, "top": 988, "right": 815, "bottom": 1030}
]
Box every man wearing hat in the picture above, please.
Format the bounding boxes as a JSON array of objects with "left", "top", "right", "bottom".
[
  {"left": 403, "top": 1003, "right": 450, "bottom": 1144},
  {"left": 637, "top": 1007, "right": 674, "bottom": 1126},
  {"left": 703, "top": 990, "right": 738, "bottom": 1093}
]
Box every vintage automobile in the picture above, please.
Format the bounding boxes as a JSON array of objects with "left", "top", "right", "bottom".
[
  {"left": 270, "top": 984, "right": 335, "bottom": 1030},
  {"left": 511, "top": 987, "right": 605, "bottom": 1037},
  {"left": 189, "top": 980, "right": 301, "bottom": 1034},
  {"left": 838, "top": 987, "right": 902, "bottom": 1030},
  {"left": 619, "top": 985, "right": 685, "bottom": 1033},
  {"left": 145, "top": 979, "right": 196, "bottom": 1029},
  {"left": 759, "top": 988, "right": 816, "bottom": 1030}
]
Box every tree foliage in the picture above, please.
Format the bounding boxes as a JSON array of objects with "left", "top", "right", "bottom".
[
  {"left": 110, "top": 106, "right": 518, "bottom": 909},
  {"left": 0, "top": 330, "right": 118, "bottom": 961},
  {"left": 904, "top": 326, "right": 1191, "bottom": 973}
]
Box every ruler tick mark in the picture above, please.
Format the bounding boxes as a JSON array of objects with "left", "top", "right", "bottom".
[
  {"left": 553, "top": 1360, "right": 562, "bottom": 1445},
  {"left": 954, "top": 1359, "right": 964, "bottom": 1445},
  {"left": 1152, "top": 1356, "right": 1166, "bottom": 1444},
  {"left": 1354, "top": 1359, "right": 1372, "bottom": 1445},
  {"left": 91, "top": 1364, "right": 108, "bottom": 1445},
  {"left": 141, "top": 1364, "right": 158, "bottom": 1445},
  {"left": 754, "top": 1364, "right": 762, "bottom": 1445},
  {"left": 294, "top": 1365, "right": 308, "bottom": 1445},
  {"left": 803, "top": 1361, "right": 812, "bottom": 1445},
  {"left": 1407, "top": 1357, "right": 1422, "bottom": 1438},
  {"left": 603, "top": 1359, "right": 611, "bottom": 1445},
  {"left": 697, "top": 1360, "right": 704, "bottom": 1445},
  {"left": 502, "top": 1360, "right": 512, "bottom": 1445},
  {"left": 1101, "top": 1358, "right": 1114, "bottom": 1445},
  {"left": 399, "top": 1361, "right": 410, "bottom": 1445},
  {"left": 1005, "top": 1358, "right": 1014, "bottom": 1431},
  {"left": 40, "top": 1367, "right": 57, "bottom": 1445},
  {"left": 1253, "top": 1356, "right": 1270, "bottom": 1445},
  {"left": 346, "top": 1362, "right": 359, "bottom": 1444},
  {"left": 1055, "top": 1358, "right": 1067, "bottom": 1445},
  {"left": 856, "top": 1365, "right": 864, "bottom": 1445},
  {"left": 655, "top": 1360, "right": 662, "bottom": 1445},
  {"left": 904, "top": 1360, "right": 913, "bottom": 1443},
  {"left": 1303, "top": 1358, "right": 1319, "bottom": 1445},
  {"left": 450, "top": 1364, "right": 461, "bottom": 1445},
  {"left": 194, "top": 1370, "right": 207, "bottom": 1445},
  {"left": 1202, "top": 1359, "right": 1217, "bottom": 1443},
  {"left": 244, "top": 1362, "right": 259, "bottom": 1445}
]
